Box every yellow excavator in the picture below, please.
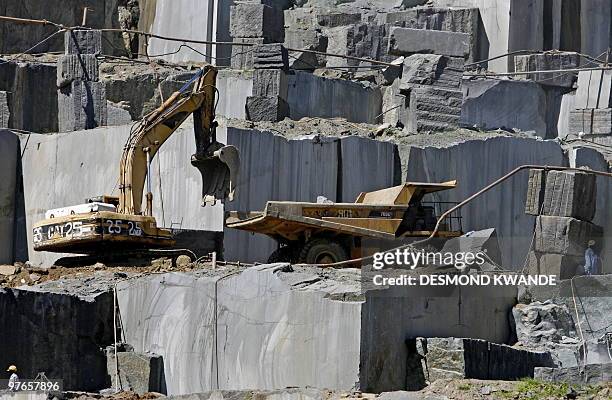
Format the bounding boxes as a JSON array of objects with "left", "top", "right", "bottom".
[{"left": 32, "top": 65, "right": 239, "bottom": 262}]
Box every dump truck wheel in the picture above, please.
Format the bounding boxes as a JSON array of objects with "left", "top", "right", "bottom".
[
  {"left": 300, "top": 238, "right": 348, "bottom": 265},
  {"left": 267, "top": 246, "right": 295, "bottom": 263}
]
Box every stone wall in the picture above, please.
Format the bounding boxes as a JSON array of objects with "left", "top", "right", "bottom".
[
  {"left": 0, "top": 60, "right": 58, "bottom": 133},
  {"left": 117, "top": 266, "right": 363, "bottom": 395},
  {"left": 403, "top": 136, "right": 567, "bottom": 268},
  {"left": 0, "top": 285, "right": 114, "bottom": 391},
  {"left": 224, "top": 128, "right": 398, "bottom": 263},
  {"left": 118, "top": 265, "right": 517, "bottom": 396},
  {"left": 0, "top": 0, "right": 123, "bottom": 55},
  {"left": 0, "top": 130, "right": 19, "bottom": 264},
  {"left": 287, "top": 71, "right": 383, "bottom": 124}
]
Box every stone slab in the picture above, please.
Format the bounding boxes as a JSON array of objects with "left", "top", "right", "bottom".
[
  {"left": 287, "top": 71, "right": 382, "bottom": 124},
  {"left": 58, "top": 80, "right": 107, "bottom": 132},
  {"left": 64, "top": 29, "right": 102, "bottom": 55},
  {"left": 541, "top": 170, "right": 596, "bottom": 221},
  {"left": 460, "top": 79, "right": 548, "bottom": 137},
  {"left": 525, "top": 168, "right": 546, "bottom": 216},
  {"left": 385, "top": 7, "right": 479, "bottom": 63},
  {"left": 514, "top": 52, "right": 579, "bottom": 87},
  {"left": 569, "top": 109, "right": 594, "bottom": 135},
  {"left": 388, "top": 27, "right": 470, "bottom": 58},
  {"left": 557, "top": 91, "right": 576, "bottom": 139},
  {"left": 534, "top": 215, "right": 603, "bottom": 257},
  {"left": 574, "top": 70, "right": 612, "bottom": 110}
]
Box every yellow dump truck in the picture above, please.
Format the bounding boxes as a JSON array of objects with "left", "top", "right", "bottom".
[{"left": 226, "top": 181, "right": 463, "bottom": 264}]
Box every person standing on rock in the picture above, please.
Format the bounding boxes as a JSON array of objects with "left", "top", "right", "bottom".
[
  {"left": 6, "top": 365, "right": 18, "bottom": 391},
  {"left": 583, "top": 240, "right": 602, "bottom": 276}
]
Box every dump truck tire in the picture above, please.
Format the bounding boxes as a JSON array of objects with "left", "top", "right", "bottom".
[
  {"left": 267, "top": 246, "right": 295, "bottom": 263},
  {"left": 300, "top": 238, "right": 348, "bottom": 265}
]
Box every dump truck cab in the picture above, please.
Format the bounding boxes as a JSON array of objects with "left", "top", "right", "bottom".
[{"left": 226, "top": 181, "right": 463, "bottom": 265}]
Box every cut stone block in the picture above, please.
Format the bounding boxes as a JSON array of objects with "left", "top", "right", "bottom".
[
  {"left": 230, "top": 3, "right": 284, "bottom": 42},
  {"left": 382, "top": 79, "right": 408, "bottom": 128},
  {"left": 535, "top": 363, "right": 612, "bottom": 385},
  {"left": 400, "top": 54, "right": 444, "bottom": 90},
  {"left": 316, "top": 12, "right": 361, "bottom": 28},
  {"left": 323, "top": 23, "right": 388, "bottom": 68},
  {"left": 440, "top": 228, "right": 502, "bottom": 268},
  {"left": 575, "top": 70, "right": 612, "bottom": 109},
  {"left": 58, "top": 80, "right": 107, "bottom": 132},
  {"left": 527, "top": 251, "right": 583, "bottom": 279},
  {"left": 284, "top": 28, "right": 327, "bottom": 67},
  {"left": 385, "top": 7, "right": 479, "bottom": 62},
  {"left": 388, "top": 27, "right": 470, "bottom": 58},
  {"left": 107, "top": 349, "right": 165, "bottom": 395},
  {"left": 534, "top": 216, "right": 603, "bottom": 257},
  {"left": 64, "top": 29, "right": 102, "bottom": 55},
  {"left": 514, "top": 52, "right": 580, "bottom": 87},
  {"left": 569, "top": 109, "right": 593, "bottom": 135},
  {"left": 525, "top": 168, "right": 546, "bottom": 215},
  {"left": 460, "top": 79, "right": 548, "bottom": 137},
  {"left": 0, "top": 91, "right": 9, "bottom": 128},
  {"left": 568, "top": 108, "right": 612, "bottom": 136},
  {"left": 592, "top": 108, "right": 612, "bottom": 135},
  {"left": 542, "top": 170, "right": 596, "bottom": 221},
  {"left": 252, "top": 69, "right": 288, "bottom": 99},
  {"left": 57, "top": 54, "right": 99, "bottom": 88},
  {"left": 246, "top": 96, "right": 289, "bottom": 122},
  {"left": 252, "top": 43, "right": 289, "bottom": 70},
  {"left": 231, "top": 38, "right": 265, "bottom": 70},
  {"left": 418, "top": 337, "right": 555, "bottom": 381}
]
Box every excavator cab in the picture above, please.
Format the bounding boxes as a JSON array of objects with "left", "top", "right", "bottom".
[{"left": 33, "top": 66, "right": 240, "bottom": 258}]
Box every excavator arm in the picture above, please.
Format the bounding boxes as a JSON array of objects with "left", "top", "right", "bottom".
[{"left": 118, "top": 65, "right": 239, "bottom": 215}]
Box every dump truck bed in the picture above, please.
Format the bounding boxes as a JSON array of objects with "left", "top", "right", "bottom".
[{"left": 226, "top": 201, "right": 461, "bottom": 242}]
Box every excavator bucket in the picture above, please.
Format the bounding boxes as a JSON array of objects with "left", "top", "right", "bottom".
[{"left": 191, "top": 144, "right": 240, "bottom": 206}]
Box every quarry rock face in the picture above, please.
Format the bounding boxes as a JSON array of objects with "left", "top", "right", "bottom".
[
  {"left": 0, "top": 285, "right": 114, "bottom": 391},
  {"left": 1, "top": 0, "right": 612, "bottom": 397},
  {"left": 512, "top": 301, "right": 576, "bottom": 347},
  {"left": 460, "top": 79, "right": 548, "bottom": 136},
  {"left": 0, "top": 130, "right": 19, "bottom": 264},
  {"left": 116, "top": 266, "right": 517, "bottom": 395}
]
